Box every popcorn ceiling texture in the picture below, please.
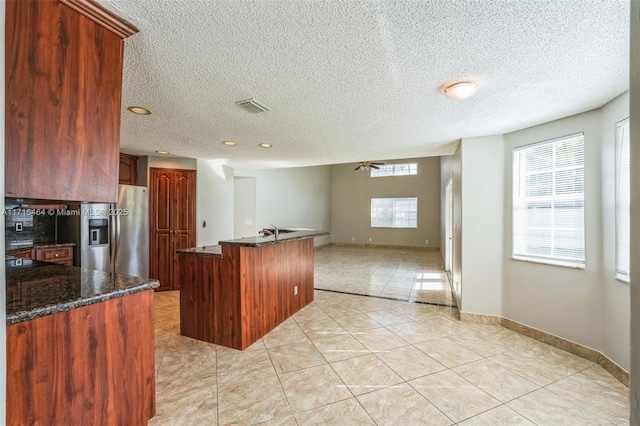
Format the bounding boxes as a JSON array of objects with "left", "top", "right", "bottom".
[{"left": 101, "top": 0, "right": 629, "bottom": 170}]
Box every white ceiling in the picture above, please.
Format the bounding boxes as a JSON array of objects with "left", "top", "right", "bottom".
[{"left": 101, "top": 0, "right": 629, "bottom": 170}]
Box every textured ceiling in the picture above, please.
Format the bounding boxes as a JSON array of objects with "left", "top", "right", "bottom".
[{"left": 100, "top": 0, "right": 629, "bottom": 170}]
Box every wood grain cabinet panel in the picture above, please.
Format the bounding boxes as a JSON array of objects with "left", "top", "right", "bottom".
[
  {"left": 5, "top": 0, "right": 137, "bottom": 202},
  {"left": 150, "top": 168, "right": 196, "bottom": 291},
  {"left": 119, "top": 153, "right": 139, "bottom": 185},
  {"left": 7, "top": 290, "right": 155, "bottom": 425}
]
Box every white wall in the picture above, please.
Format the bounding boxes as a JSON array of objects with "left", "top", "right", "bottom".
[
  {"left": 599, "top": 93, "right": 631, "bottom": 372},
  {"left": 1, "top": 1, "right": 7, "bottom": 421},
  {"left": 629, "top": 0, "right": 639, "bottom": 421},
  {"left": 331, "top": 157, "right": 441, "bottom": 248},
  {"left": 234, "top": 176, "right": 257, "bottom": 238},
  {"left": 196, "top": 160, "right": 234, "bottom": 246},
  {"left": 502, "top": 105, "right": 623, "bottom": 364},
  {"left": 236, "top": 166, "right": 332, "bottom": 246},
  {"left": 460, "top": 136, "right": 504, "bottom": 316}
]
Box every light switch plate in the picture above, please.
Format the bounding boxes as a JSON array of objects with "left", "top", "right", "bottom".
[
  {"left": 244, "top": 219, "right": 252, "bottom": 225},
  {"left": 15, "top": 222, "right": 23, "bottom": 232}
]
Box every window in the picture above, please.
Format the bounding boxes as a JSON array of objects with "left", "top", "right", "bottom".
[
  {"left": 512, "top": 133, "right": 585, "bottom": 267},
  {"left": 371, "top": 163, "right": 417, "bottom": 177},
  {"left": 371, "top": 197, "right": 417, "bottom": 228},
  {"left": 615, "top": 118, "right": 630, "bottom": 281}
]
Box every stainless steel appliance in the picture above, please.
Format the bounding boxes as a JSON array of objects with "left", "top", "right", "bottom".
[{"left": 57, "top": 185, "right": 149, "bottom": 277}]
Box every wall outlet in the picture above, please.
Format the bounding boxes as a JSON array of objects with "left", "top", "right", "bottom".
[
  {"left": 294, "top": 286, "right": 298, "bottom": 296},
  {"left": 425, "top": 239, "right": 429, "bottom": 245},
  {"left": 368, "top": 237, "right": 372, "bottom": 242},
  {"left": 15, "top": 222, "right": 23, "bottom": 232},
  {"left": 351, "top": 237, "right": 355, "bottom": 241}
]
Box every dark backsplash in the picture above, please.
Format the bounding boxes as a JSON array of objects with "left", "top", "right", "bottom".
[{"left": 5, "top": 205, "right": 56, "bottom": 246}]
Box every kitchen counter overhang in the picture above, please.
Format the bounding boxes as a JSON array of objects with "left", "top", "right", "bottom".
[{"left": 6, "top": 258, "right": 159, "bottom": 325}]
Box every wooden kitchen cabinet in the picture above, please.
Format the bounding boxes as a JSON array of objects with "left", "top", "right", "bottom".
[
  {"left": 34, "top": 247, "right": 74, "bottom": 266},
  {"left": 150, "top": 168, "right": 196, "bottom": 291},
  {"left": 5, "top": 0, "right": 138, "bottom": 202},
  {"left": 119, "top": 153, "right": 140, "bottom": 185}
]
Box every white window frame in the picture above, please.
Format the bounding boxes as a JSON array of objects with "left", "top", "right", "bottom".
[
  {"left": 512, "top": 133, "right": 585, "bottom": 268},
  {"left": 615, "top": 118, "right": 630, "bottom": 282},
  {"left": 370, "top": 197, "right": 418, "bottom": 229},
  {"left": 371, "top": 163, "right": 418, "bottom": 177}
]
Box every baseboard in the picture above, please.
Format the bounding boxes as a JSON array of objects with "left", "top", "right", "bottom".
[
  {"left": 327, "top": 242, "right": 440, "bottom": 251},
  {"left": 460, "top": 312, "right": 629, "bottom": 386}
]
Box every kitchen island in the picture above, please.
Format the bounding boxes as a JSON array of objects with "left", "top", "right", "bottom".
[
  {"left": 6, "top": 259, "right": 159, "bottom": 425},
  {"left": 177, "top": 230, "right": 328, "bottom": 350}
]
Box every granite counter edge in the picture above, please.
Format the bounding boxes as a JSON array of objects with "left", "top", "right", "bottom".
[{"left": 7, "top": 279, "right": 160, "bottom": 326}]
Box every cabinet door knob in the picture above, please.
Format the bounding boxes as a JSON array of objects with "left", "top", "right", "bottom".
[{"left": 54, "top": 253, "right": 59, "bottom": 257}]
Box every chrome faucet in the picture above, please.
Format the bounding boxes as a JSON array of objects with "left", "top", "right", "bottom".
[
  {"left": 259, "top": 229, "right": 273, "bottom": 237},
  {"left": 270, "top": 224, "right": 279, "bottom": 239}
]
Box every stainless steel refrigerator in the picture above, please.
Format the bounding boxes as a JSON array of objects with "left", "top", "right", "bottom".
[{"left": 57, "top": 185, "right": 149, "bottom": 277}]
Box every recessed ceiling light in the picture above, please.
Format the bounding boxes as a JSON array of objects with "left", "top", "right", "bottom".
[
  {"left": 258, "top": 143, "right": 272, "bottom": 148},
  {"left": 441, "top": 81, "right": 478, "bottom": 100},
  {"left": 128, "top": 106, "right": 152, "bottom": 115},
  {"left": 223, "top": 141, "right": 237, "bottom": 146},
  {"left": 156, "top": 150, "right": 169, "bottom": 155}
]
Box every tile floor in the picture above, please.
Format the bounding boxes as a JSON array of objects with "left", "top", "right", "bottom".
[
  {"left": 150, "top": 246, "right": 629, "bottom": 425},
  {"left": 314, "top": 245, "right": 456, "bottom": 306}
]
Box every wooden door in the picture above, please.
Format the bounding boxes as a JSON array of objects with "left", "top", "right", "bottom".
[{"left": 150, "top": 168, "right": 196, "bottom": 291}]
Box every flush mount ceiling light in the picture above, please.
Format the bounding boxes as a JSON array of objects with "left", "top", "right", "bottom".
[
  {"left": 440, "top": 81, "right": 478, "bottom": 100},
  {"left": 223, "top": 141, "right": 237, "bottom": 146},
  {"left": 156, "top": 150, "right": 169, "bottom": 155},
  {"left": 127, "top": 106, "right": 152, "bottom": 115},
  {"left": 258, "top": 143, "right": 272, "bottom": 148},
  {"left": 236, "top": 98, "right": 271, "bottom": 113}
]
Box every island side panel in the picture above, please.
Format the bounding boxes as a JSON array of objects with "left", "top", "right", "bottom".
[
  {"left": 214, "top": 246, "right": 243, "bottom": 349},
  {"left": 6, "top": 290, "right": 155, "bottom": 426},
  {"left": 238, "top": 238, "right": 315, "bottom": 349},
  {"left": 179, "top": 254, "right": 217, "bottom": 342}
]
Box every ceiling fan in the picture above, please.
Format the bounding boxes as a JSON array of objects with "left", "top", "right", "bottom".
[{"left": 354, "top": 161, "right": 385, "bottom": 171}]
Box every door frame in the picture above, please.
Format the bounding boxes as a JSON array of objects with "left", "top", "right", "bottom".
[{"left": 445, "top": 175, "right": 453, "bottom": 273}]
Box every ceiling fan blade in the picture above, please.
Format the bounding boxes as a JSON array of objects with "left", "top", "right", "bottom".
[
  {"left": 370, "top": 162, "right": 385, "bottom": 165},
  {"left": 370, "top": 165, "right": 381, "bottom": 169},
  {"left": 354, "top": 166, "right": 362, "bottom": 171}
]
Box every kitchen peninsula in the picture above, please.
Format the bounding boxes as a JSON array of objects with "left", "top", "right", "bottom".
[
  {"left": 6, "top": 259, "right": 159, "bottom": 425},
  {"left": 178, "top": 230, "right": 328, "bottom": 350}
]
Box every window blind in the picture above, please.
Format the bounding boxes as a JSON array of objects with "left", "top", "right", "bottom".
[
  {"left": 371, "top": 197, "right": 417, "bottom": 228},
  {"left": 513, "top": 133, "right": 585, "bottom": 266},
  {"left": 615, "top": 119, "right": 630, "bottom": 279}
]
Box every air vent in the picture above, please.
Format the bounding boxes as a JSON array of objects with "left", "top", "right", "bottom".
[{"left": 235, "top": 98, "right": 271, "bottom": 113}]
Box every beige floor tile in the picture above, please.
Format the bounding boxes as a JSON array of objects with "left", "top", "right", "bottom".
[
  {"left": 216, "top": 348, "right": 276, "bottom": 386},
  {"left": 546, "top": 371, "right": 629, "bottom": 424},
  {"left": 409, "top": 370, "right": 501, "bottom": 423},
  {"left": 414, "top": 338, "right": 483, "bottom": 368},
  {"left": 150, "top": 379, "right": 217, "bottom": 425},
  {"left": 257, "top": 414, "right": 298, "bottom": 425},
  {"left": 507, "top": 388, "right": 614, "bottom": 425},
  {"left": 217, "top": 375, "right": 292, "bottom": 425},
  {"left": 331, "top": 353, "right": 403, "bottom": 396},
  {"left": 365, "top": 310, "right": 412, "bottom": 327},
  {"left": 296, "top": 316, "right": 348, "bottom": 340},
  {"left": 331, "top": 312, "right": 383, "bottom": 333},
  {"left": 579, "top": 364, "right": 630, "bottom": 391},
  {"left": 262, "top": 317, "right": 309, "bottom": 348},
  {"left": 520, "top": 340, "right": 595, "bottom": 374},
  {"left": 293, "top": 398, "right": 375, "bottom": 425},
  {"left": 357, "top": 383, "right": 453, "bottom": 425},
  {"left": 452, "top": 358, "right": 540, "bottom": 402},
  {"left": 351, "top": 327, "right": 409, "bottom": 352},
  {"left": 292, "top": 303, "right": 333, "bottom": 323},
  {"left": 489, "top": 349, "right": 571, "bottom": 386},
  {"left": 267, "top": 338, "right": 327, "bottom": 374},
  {"left": 375, "top": 344, "right": 446, "bottom": 380},
  {"left": 279, "top": 364, "right": 353, "bottom": 412},
  {"left": 311, "top": 333, "right": 370, "bottom": 362},
  {"left": 457, "top": 405, "right": 535, "bottom": 425},
  {"left": 319, "top": 302, "right": 363, "bottom": 318}
]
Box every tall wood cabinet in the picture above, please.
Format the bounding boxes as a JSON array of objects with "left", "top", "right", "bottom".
[
  {"left": 119, "top": 153, "right": 140, "bottom": 185},
  {"left": 150, "top": 168, "right": 197, "bottom": 291},
  {"left": 5, "top": 0, "right": 138, "bottom": 202}
]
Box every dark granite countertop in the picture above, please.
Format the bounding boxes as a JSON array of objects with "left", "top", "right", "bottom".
[
  {"left": 6, "top": 259, "right": 159, "bottom": 325},
  {"left": 176, "top": 245, "right": 223, "bottom": 258},
  {"left": 219, "top": 230, "right": 329, "bottom": 248},
  {"left": 6, "top": 241, "right": 76, "bottom": 256}
]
